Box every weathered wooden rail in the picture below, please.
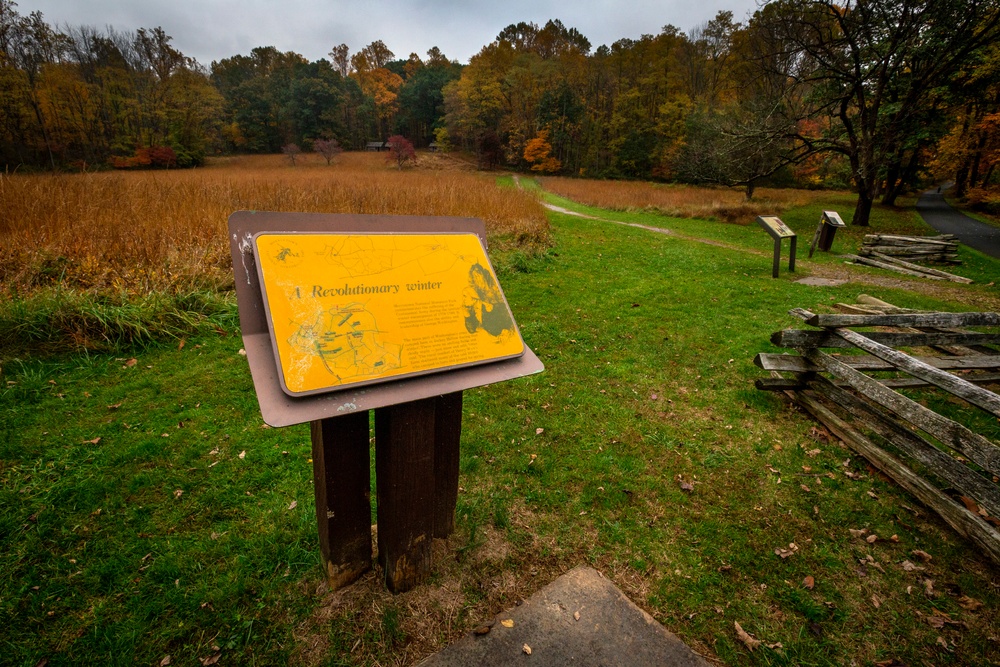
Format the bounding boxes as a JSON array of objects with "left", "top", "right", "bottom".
[
  {"left": 754, "top": 297, "right": 1000, "bottom": 564},
  {"left": 859, "top": 234, "right": 960, "bottom": 263},
  {"left": 848, "top": 233, "right": 971, "bottom": 282}
]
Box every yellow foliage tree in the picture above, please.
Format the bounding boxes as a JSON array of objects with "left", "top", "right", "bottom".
[{"left": 523, "top": 130, "right": 561, "bottom": 173}]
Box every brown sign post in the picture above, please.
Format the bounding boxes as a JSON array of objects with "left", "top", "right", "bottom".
[
  {"left": 228, "top": 211, "right": 544, "bottom": 593},
  {"left": 808, "top": 210, "right": 846, "bottom": 257}
]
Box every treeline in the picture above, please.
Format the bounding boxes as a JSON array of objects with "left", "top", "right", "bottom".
[{"left": 2, "top": 0, "right": 999, "bottom": 223}]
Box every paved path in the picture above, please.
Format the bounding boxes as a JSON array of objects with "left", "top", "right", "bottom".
[
  {"left": 419, "top": 566, "right": 712, "bottom": 667},
  {"left": 916, "top": 189, "right": 1000, "bottom": 259}
]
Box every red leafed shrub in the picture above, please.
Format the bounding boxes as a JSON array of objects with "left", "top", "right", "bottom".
[
  {"left": 111, "top": 146, "right": 176, "bottom": 169},
  {"left": 148, "top": 146, "right": 177, "bottom": 168}
]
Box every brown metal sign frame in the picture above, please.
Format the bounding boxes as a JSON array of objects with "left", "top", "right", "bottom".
[{"left": 228, "top": 211, "right": 544, "bottom": 428}]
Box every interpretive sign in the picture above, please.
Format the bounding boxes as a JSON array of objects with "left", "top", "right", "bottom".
[
  {"left": 229, "top": 212, "right": 543, "bottom": 594},
  {"left": 254, "top": 233, "right": 525, "bottom": 396},
  {"left": 757, "top": 216, "right": 796, "bottom": 239},
  {"left": 822, "top": 210, "right": 846, "bottom": 228},
  {"left": 809, "top": 210, "right": 846, "bottom": 257},
  {"left": 756, "top": 215, "right": 797, "bottom": 278}
]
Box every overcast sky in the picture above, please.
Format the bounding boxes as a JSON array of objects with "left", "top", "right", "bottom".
[{"left": 16, "top": 0, "right": 761, "bottom": 67}]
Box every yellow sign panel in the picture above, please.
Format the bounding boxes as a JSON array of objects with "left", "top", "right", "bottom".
[{"left": 254, "top": 233, "right": 525, "bottom": 396}]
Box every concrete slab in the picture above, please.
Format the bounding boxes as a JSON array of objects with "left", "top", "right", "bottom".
[
  {"left": 796, "top": 277, "right": 848, "bottom": 286},
  {"left": 417, "top": 566, "right": 712, "bottom": 667}
]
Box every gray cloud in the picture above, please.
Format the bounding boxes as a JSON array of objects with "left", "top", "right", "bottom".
[{"left": 17, "top": 0, "right": 759, "bottom": 66}]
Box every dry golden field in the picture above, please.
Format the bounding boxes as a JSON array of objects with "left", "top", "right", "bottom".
[
  {"left": 0, "top": 152, "right": 549, "bottom": 296},
  {"left": 540, "top": 176, "right": 829, "bottom": 223}
]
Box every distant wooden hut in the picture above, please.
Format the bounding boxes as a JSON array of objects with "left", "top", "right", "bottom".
[{"left": 366, "top": 141, "right": 386, "bottom": 152}]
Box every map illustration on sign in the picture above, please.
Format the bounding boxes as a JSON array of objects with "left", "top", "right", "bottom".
[{"left": 253, "top": 233, "right": 525, "bottom": 396}]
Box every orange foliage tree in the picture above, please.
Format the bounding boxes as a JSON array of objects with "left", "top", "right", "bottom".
[{"left": 523, "top": 130, "right": 561, "bottom": 173}]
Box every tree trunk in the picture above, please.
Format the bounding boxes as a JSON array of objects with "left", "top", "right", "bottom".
[
  {"left": 881, "top": 150, "right": 903, "bottom": 202},
  {"left": 852, "top": 186, "right": 875, "bottom": 227},
  {"left": 983, "top": 164, "right": 996, "bottom": 188},
  {"left": 881, "top": 148, "right": 921, "bottom": 207},
  {"left": 745, "top": 178, "right": 756, "bottom": 200},
  {"left": 969, "top": 133, "right": 988, "bottom": 188},
  {"left": 955, "top": 159, "right": 971, "bottom": 197}
]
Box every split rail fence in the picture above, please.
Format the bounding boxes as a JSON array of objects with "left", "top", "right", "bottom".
[{"left": 754, "top": 296, "right": 1000, "bottom": 564}]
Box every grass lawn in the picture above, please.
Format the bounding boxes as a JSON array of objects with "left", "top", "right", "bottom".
[{"left": 3, "top": 178, "right": 1000, "bottom": 666}]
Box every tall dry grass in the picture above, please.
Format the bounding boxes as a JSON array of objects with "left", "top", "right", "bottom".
[
  {"left": 0, "top": 153, "right": 549, "bottom": 296},
  {"left": 540, "top": 176, "right": 827, "bottom": 223}
]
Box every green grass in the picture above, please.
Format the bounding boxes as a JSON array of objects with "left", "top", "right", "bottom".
[{"left": 3, "top": 189, "right": 1000, "bottom": 666}]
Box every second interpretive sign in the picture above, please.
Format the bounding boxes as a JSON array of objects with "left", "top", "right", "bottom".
[{"left": 254, "top": 232, "right": 525, "bottom": 396}]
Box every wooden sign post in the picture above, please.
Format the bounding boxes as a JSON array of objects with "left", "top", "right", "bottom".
[
  {"left": 228, "top": 212, "right": 544, "bottom": 593},
  {"left": 757, "top": 216, "right": 797, "bottom": 278},
  {"left": 808, "top": 210, "right": 846, "bottom": 258}
]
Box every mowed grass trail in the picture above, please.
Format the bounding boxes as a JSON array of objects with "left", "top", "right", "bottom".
[{"left": 3, "top": 190, "right": 1000, "bottom": 666}]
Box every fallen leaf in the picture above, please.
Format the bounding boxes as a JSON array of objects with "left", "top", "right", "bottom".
[
  {"left": 107, "top": 403, "right": 122, "bottom": 410},
  {"left": 734, "top": 621, "right": 760, "bottom": 651},
  {"left": 500, "top": 619, "right": 514, "bottom": 628},
  {"left": 800, "top": 484, "right": 811, "bottom": 493},
  {"left": 83, "top": 437, "right": 101, "bottom": 445},
  {"left": 927, "top": 615, "right": 947, "bottom": 629},
  {"left": 849, "top": 528, "right": 869, "bottom": 538},
  {"left": 124, "top": 358, "right": 137, "bottom": 367},
  {"left": 912, "top": 549, "right": 933, "bottom": 562},
  {"left": 678, "top": 477, "right": 694, "bottom": 492},
  {"left": 867, "top": 490, "right": 879, "bottom": 499},
  {"left": 573, "top": 611, "right": 581, "bottom": 621},
  {"left": 774, "top": 542, "right": 799, "bottom": 559},
  {"left": 238, "top": 450, "right": 246, "bottom": 459},
  {"left": 871, "top": 594, "right": 882, "bottom": 609},
  {"left": 522, "top": 644, "right": 532, "bottom": 655},
  {"left": 890, "top": 534, "right": 899, "bottom": 542},
  {"left": 288, "top": 500, "right": 297, "bottom": 510},
  {"left": 901, "top": 560, "right": 924, "bottom": 572},
  {"left": 936, "top": 636, "right": 950, "bottom": 651},
  {"left": 806, "top": 448, "right": 821, "bottom": 457},
  {"left": 535, "top": 427, "right": 544, "bottom": 435},
  {"left": 802, "top": 575, "right": 815, "bottom": 590},
  {"left": 472, "top": 625, "right": 491, "bottom": 636},
  {"left": 160, "top": 656, "right": 172, "bottom": 666},
  {"left": 238, "top": 349, "right": 247, "bottom": 356},
  {"left": 199, "top": 654, "right": 221, "bottom": 666},
  {"left": 178, "top": 339, "right": 186, "bottom": 351},
  {"left": 173, "top": 489, "right": 183, "bottom": 499},
  {"left": 866, "top": 534, "right": 878, "bottom": 544},
  {"left": 958, "top": 595, "right": 983, "bottom": 611},
  {"left": 924, "top": 579, "right": 936, "bottom": 597}
]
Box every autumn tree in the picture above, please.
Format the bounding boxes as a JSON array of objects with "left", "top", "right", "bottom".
[
  {"left": 349, "top": 41, "right": 403, "bottom": 139},
  {"left": 748, "top": 0, "right": 1000, "bottom": 225},
  {"left": 329, "top": 43, "right": 350, "bottom": 76},
  {"left": 523, "top": 130, "right": 561, "bottom": 172},
  {"left": 282, "top": 142, "right": 300, "bottom": 165},
  {"left": 313, "top": 137, "right": 341, "bottom": 164},
  {"left": 385, "top": 134, "right": 415, "bottom": 168}
]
